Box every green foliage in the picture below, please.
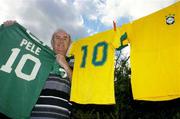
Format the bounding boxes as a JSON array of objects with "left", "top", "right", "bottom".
[{"left": 71, "top": 53, "right": 180, "bottom": 119}]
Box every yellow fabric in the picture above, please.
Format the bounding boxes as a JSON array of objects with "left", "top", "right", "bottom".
[
  {"left": 124, "top": 1, "right": 180, "bottom": 101},
  {"left": 68, "top": 29, "right": 124, "bottom": 104}
]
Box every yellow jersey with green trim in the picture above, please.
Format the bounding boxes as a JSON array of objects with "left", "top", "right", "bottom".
[
  {"left": 123, "top": 1, "right": 180, "bottom": 101},
  {"left": 68, "top": 29, "right": 125, "bottom": 104}
]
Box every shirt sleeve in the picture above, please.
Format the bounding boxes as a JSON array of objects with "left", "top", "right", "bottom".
[{"left": 111, "top": 23, "right": 131, "bottom": 50}]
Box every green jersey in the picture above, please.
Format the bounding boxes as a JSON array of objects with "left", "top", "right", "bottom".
[{"left": 0, "top": 23, "right": 55, "bottom": 119}]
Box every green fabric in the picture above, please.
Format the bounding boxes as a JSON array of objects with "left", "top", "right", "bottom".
[
  {"left": 51, "top": 61, "right": 65, "bottom": 76},
  {"left": 0, "top": 23, "right": 55, "bottom": 119},
  {"left": 116, "top": 32, "right": 128, "bottom": 50}
]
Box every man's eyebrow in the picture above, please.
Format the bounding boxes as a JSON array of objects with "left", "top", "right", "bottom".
[
  {"left": 55, "top": 35, "right": 65, "bottom": 37},
  {"left": 55, "top": 35, "right": 68, "bottom": 39}
]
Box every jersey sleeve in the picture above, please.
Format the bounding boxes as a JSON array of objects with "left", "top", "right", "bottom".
[{"left": 111, "top": 23, "right": 131, "bottom": 50}]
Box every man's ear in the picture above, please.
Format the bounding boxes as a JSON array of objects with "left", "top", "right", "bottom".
[{"left": 68, "top": 34, "right": 72, "bottom": 46}]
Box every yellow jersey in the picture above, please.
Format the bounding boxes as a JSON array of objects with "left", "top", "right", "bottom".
[
  {"left": 68, "top": 29, "right": 126, "bottom": 104},
  {"left": 123, "top": 1, "right": 180, "bottom": 101}
]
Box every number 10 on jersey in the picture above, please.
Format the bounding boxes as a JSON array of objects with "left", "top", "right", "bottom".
[
  {"left": 0, "top": 48, "right": 41, "bottom": 81},
  {"left": 81, "top": 41, "right": 108, "bottom": 68}
]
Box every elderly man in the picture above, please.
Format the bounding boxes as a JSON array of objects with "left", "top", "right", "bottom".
[
  {"left": 3, "top": 20, "right": 73, "bottom": 119},
  {"left": 30, "top": 30, "right": 73, "bottom": 119}
]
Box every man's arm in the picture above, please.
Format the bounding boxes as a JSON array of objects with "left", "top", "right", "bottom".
[{"left": 56, "top": 54, "right": 72, "bottom": 81}]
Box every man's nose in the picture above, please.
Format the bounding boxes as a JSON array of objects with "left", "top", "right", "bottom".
[{"left": 57, "top": 43, "right": 64, "bottom": 47}]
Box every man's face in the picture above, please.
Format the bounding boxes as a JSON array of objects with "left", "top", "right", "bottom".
[{"left": 52, "top": 31, "right": 70, "bottom": 55}]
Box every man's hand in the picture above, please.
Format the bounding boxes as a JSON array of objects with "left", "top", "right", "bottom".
[
  {"left": 56, "top": 54, "right": 69, "bottom": 69},
  {"left": 3, "top": 20, "right": 16, "bottom": 26},
  {"left": 56, "top": 54, "right": 72, "bottom": 80}
]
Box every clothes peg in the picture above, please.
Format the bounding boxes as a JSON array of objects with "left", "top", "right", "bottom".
[{"left": 113, "top": 21, "right": 116, "bottom": 31}]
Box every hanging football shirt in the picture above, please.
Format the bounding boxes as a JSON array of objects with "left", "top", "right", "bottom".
[
  {"left": 68, "top": 29, "right": 126, "bottom": 104},
  {"left": 122, "top": 1, "right": 180, "bottom": 101},
  {"left": 0, "top": 23, "right": 55, "bottom": 118}
]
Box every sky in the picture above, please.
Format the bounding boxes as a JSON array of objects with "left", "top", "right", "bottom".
[{"left": 0, "top": 0, "right": 176, "bottom": 47}]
